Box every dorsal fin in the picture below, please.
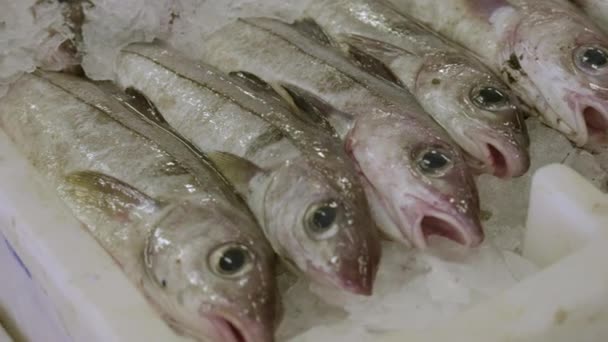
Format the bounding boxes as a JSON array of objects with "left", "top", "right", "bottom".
[
  {"left": 291, "top": 18, "right": 333, "bottom": 47},
  {"left": 280, "top": 83, "right": 353, "bottom": 138},
  {"left": 206, "top": 151, "right": 264, "bottom": 195},
  {"left": 341, "top": 34, "right": 407, "bottom": 88}
]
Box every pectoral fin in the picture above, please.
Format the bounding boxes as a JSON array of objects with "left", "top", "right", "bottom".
[
  {"left": 206, "top": 151, "right": 264, "bottom": 195},
  {"left": 64, "top": 171, "right": 161, "bottom": 222}
]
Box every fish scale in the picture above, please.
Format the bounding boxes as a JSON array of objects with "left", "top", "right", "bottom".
[
  {"left": 198, "top": 17, "right": 484, "bottom": 250},
  {"left": 390, "top": 0, "right": 608, "bottom": 146},
  {"left": 115, "top": 42, "right": 381, "bottom": 296},
  {"left": 304, "top": 0, "right": 529, "bottom": 178},
  {"left": 0, "top": 71, "right": 279, "bottom": 342}
]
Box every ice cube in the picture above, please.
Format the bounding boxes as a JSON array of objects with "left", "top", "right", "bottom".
[
  {"left": 80, "top": 0, "right": 176, "bottom": 80},
  {"left": 0, "top": 0, "right": 73, "bottom": 95}
]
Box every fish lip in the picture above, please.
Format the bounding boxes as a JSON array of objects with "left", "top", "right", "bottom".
[
  {"left": 564, "top": 90, "right": 608, "bottom": 145},
  {"left": 465, "top": 129, "right": 530, "bottom": 179},
  {"left": 204, "top": 312, "right": 269, "bottom": 342},
  {"left": 305, "top": 255, "right": 377, "bottom": 296},
  {"left": 401, "top": 199, "right": 484, "bottom": 249}
]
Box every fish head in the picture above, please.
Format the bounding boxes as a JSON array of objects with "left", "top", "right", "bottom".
[
  {"left": 512, "top": 8, "right": 608, "bottom": 145},
  {"left": 347, "top": 112, "right": 484, "bottom": 249},
  {"left": 415, "top": 53, "right": 529, "bottom": 178},
  {"left": 143, "top": 196, "right": 279, "bottom": 342},
  {"left": 259, "top": 156, "right": 380, "bottom": 296}
]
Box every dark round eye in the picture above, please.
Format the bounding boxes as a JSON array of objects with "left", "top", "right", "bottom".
[
  {"left": 209, "top": 244, "right": 253, "bottom": 278},
  {"left": 416, "top": 148, "right": 453, "bottom": 176},
  {"left": 471, "top": 86, "right": 510, "bottom": 111},
  {"left": 574, "top": 46, "right": 608, "bottom": 74},
  {"left": 305, "top": 200, "right": 340, "bottom": 239}
]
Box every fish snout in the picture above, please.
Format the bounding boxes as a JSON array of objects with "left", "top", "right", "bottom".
[
  {"left": 566, "top": 91, "right": 608, "bottom": 145},
  {"left": 475, "top": 130, "right": 531, "bottom": 179},
  {"left": 335, "top": 236, "right": 381, "bottom": 296}
]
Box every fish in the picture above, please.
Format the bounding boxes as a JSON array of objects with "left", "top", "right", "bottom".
[
  {"left": 304, "top": 0, "right": 530, "bottom": 179},
  {"left": 114, "top": 42, "right": 381, "bottom": 295},
  {"left": 196, "top": 18, "right": 484, "bottom": 249},
  {"left": 569, "top": 0, "right": 608, "bottom": 33},
  {"left": 0, "top": 70, "right": 279, "bottom": 342},
  {"left": 390, "top": 0, "right": 608, "bottom": 146}
]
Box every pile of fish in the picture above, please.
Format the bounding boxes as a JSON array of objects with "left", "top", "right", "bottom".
[{"left": 0, "top": 0, "right": 607, "bottom": 341}]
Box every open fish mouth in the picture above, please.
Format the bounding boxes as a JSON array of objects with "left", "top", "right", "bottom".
[
  {"left": 566, "top": 91, "right": 608, "bottom": 145},
  {"left": 206, "top": 314, "right": 255, "bottom": 342},
  {"left": 582, "top": 105, "right": 608, "bottom": 137},
  {"left": 465, "top": 130, "right": 530, "bottom": 179},
  {"left": 407, "top": 207, "right": 484, "bottom": 249}
]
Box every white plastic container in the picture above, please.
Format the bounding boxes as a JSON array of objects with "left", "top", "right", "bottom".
[{"left": 1, "top": 125, "right": 607, "bottom": 341}]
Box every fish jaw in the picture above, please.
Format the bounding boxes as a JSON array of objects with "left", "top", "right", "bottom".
[
  {"left": 345, "top": 112, "right": 483, "bottom": 249},
  {"left": 256, "top": 159, "right": 381, "bottom": 296},
  {"left": 203, "top": 309, "right": 276, "bottom": 342},
  {"left": 413, "top": 52, "right": 530, "bottom": 178},
  {"left": 501, "top": 3, "right": 608, "bottom": 145},
  {"left": 400, "top": 195, "right": 484, "bottom": 249},
  {"left": 461, "top": 125, "right": 531, "bottom": 178}
]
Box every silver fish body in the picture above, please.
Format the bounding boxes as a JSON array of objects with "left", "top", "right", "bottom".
[
  {"left": 0, "top": 71, "right": 279, "bottom": 342},
  {"left": 570, "top": 0, "right": 608, "bottom": 33},
  {"left": 198, "top": 18, "right": 484, "bottom": 249},
  {"left": 391, "top": 0, "right": 608, "bottom": 146},
  {"left": 115, "top": 42, "right": 381, "bottom": 295},
  {"left": 305, "top": 0, "right": 530, "bottom": 178}
]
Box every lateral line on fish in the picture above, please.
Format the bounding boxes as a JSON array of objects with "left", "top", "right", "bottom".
[
  {"left": 122, "top": 50, "right": 285, "bottom": 130},
  {"left": 242, "top": 18, "right": 411, "bottom": 109},
  {"left": 121, "top": 48, "right": 349, "bottom": 190},
  {"left": 33, "top": 71, "right": 243, "bottom": 202}
]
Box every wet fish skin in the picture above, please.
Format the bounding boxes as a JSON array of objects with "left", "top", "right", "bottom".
[
  {"left": 199, "top": 18, "right": 484, "bottom": 249},
  {"left": 115, "top": 42, "right": 381, "bottom": 295},
  {"left": 0, "top": 71, "right": 278, "bottom": 342},
  {"left": 390, "top": 0, "right": 608, "bottom": 146},
  {"left": 570, "top": 0, "right": 608, "bottom": 33},
  {"left": 305, "top": 0, "right": 530, "bottom": 179}
]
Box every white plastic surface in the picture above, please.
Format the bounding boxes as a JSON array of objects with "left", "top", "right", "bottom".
[
  {"left": 0, "top": 130, "right": 188, "bottom": 342},
  {"left": 523, "top": 164, "right": 608, "bottom": 267}
]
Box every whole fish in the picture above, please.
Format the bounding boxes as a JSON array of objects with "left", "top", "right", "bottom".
[
  {"left": 570, "top": 0, "right": 608, "bottom": 33},
  {"left": 390, "top": 0, "right": 608, "bottom": 146},
  {"left": 115, "top": 42, "right": 381, "bottom": 295},
  {"left": 305, "top": 0, "right": 530, "bottom": 178},
  {"left": 197, "top": 18, "right": 484, "bottom": 248},
  {"left": 0, "top": 71, "right": 279, "bottom": 342}
]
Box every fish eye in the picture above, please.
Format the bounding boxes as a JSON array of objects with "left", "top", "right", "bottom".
[
  {"left": 415, "top": 147, "right": 454, "bottom": 177},
  {"left": 304, "top": 200, "right": 340, "bottom": 240},
  {"left": 574, "top": 46, "right": 608, "bottom": 74},
  {"left": 209, "top": 243, "right": 253, "bottom": 278},
  {"left": 470, "top": 86, "right": 511, "bottom": 111}
]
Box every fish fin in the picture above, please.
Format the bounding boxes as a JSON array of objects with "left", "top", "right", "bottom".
[
  {"left": 228, "top": 71, "right": 287, "bottom": 104},
  {"left": 123, "top": 87, "right": 169, "bottom": 125},
  {"left": 64, "top": 171, "right": 161, "bottom": 222},
  {"left": 290, "top": 18, "right": 334, "bottom": 47},
  {"left": 342, "top": 34, "right": 407, "bottom": 88},
  {"left": 280, "top": 83, "right": 352, "bottom": 137},
  {"left": 245, "top": 127, "right": 285, "bottom": 157},
  {"left": 206, "top": 151, "right": 264, "bottom": 194},
  {"left": 95, "top": 81, "right": 169, "bottom": 126}
]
